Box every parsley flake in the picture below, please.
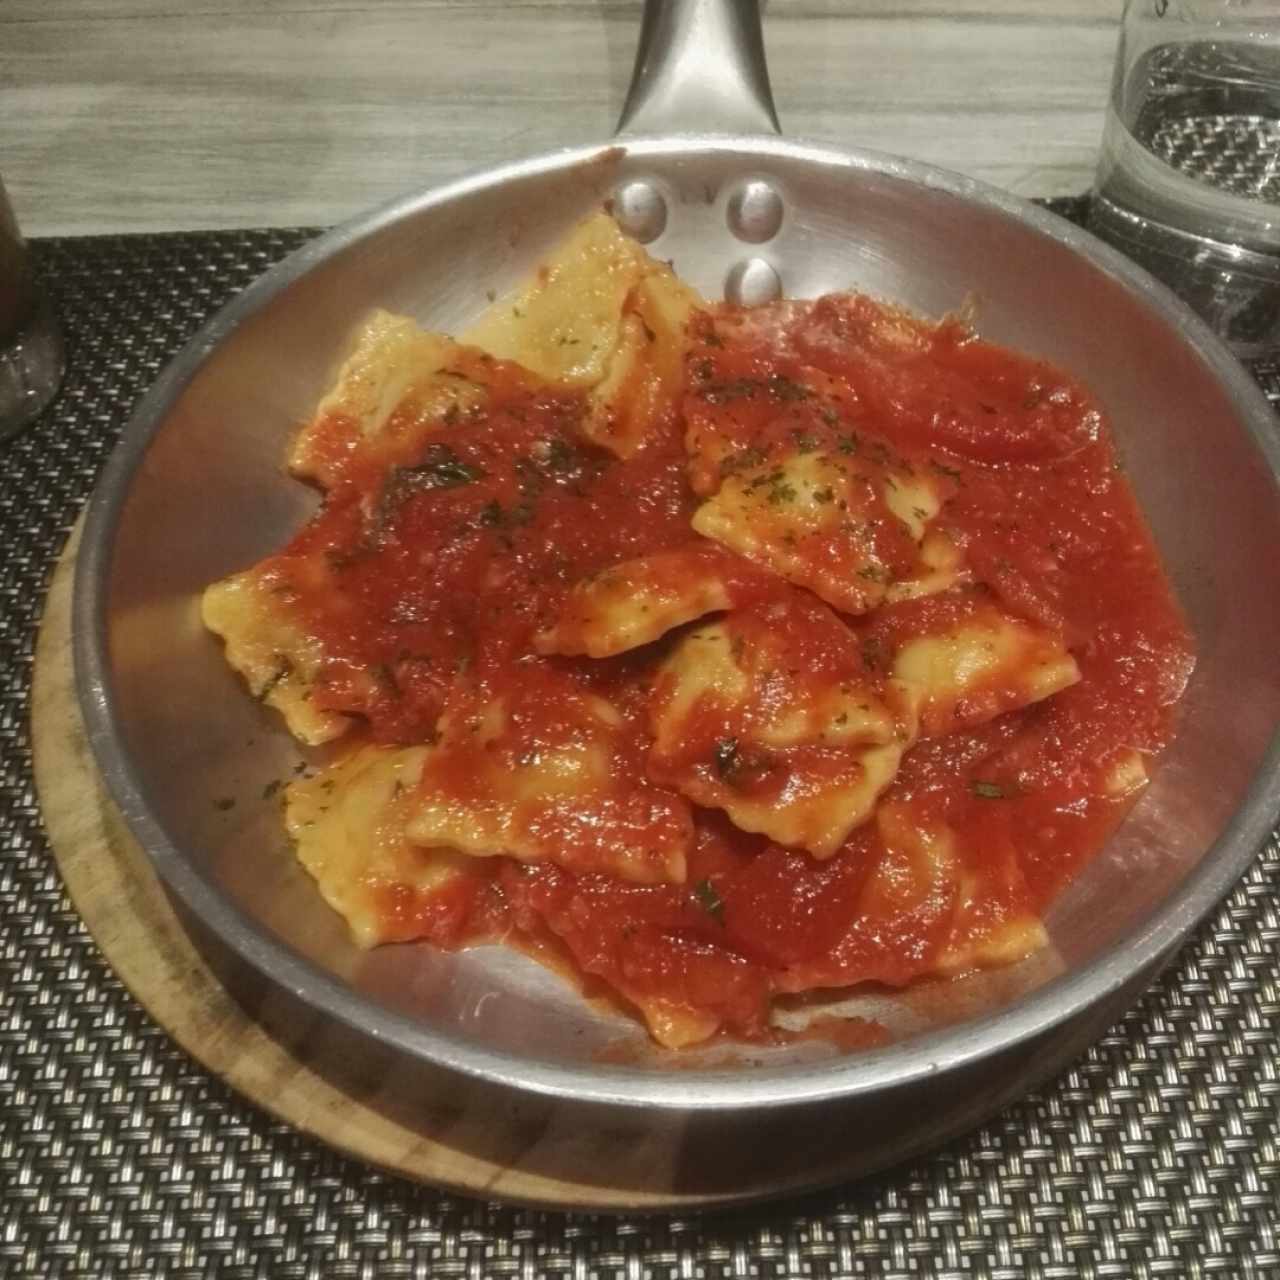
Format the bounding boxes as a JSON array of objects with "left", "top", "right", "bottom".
[
  {"left": 713, "top": 737, "right": 742, "bottom": 779},
  {"left": 694, "top": 878, "right": 726, "bottom": 925},
  {"left": 388, "top": 444, "right": 485, "bottom": 501}
]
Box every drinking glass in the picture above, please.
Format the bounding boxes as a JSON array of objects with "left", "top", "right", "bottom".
[
  {"left": 1089, "top": 0, "right": 1280, "bottom": 354},
  {"left": 0, "top": 178, "right": 63, "bottom": 441}
]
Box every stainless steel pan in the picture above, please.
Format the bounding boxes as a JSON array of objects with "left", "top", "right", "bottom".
[{"left": 74, "top": 0, "right": 1280, "bottom": 1178}]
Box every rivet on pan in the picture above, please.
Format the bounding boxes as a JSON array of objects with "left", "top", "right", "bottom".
[
  {"left": 611, "top": 180, "right": 668, "bottom": 244},
  {"left": 726, "top": 179, "right": 784, "bottom": 244},
  {"left": 725, "top": 258, "right": 782, "bottom": 306}
]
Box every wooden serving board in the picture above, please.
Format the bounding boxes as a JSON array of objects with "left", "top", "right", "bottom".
[{"left": 33, "top": 522, "right": 1136, "bottom": 1211}]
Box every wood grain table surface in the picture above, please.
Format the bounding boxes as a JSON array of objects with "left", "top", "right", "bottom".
[{"left": 2, "top": 1, "right": 1119, "bottom": 237}]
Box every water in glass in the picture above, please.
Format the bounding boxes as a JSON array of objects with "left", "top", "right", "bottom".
[{"left": 1090, "top": 2, "right": 1280, "bottom": 354}]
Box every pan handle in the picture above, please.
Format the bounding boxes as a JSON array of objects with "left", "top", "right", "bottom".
[{"left": 616, "top": 0, "right": 781, "bottom": 136}]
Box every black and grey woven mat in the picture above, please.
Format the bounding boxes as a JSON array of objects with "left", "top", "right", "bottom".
[{"left": 2, "top": 202, "right": 1278, "bottom": 1279}]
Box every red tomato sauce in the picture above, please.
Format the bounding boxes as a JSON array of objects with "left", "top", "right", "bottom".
[{"left": 265, "top": 295, "right": 1194, "bottom": 1044}]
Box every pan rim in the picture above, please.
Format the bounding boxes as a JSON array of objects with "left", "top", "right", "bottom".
[{"left": 73, "top": 132, "right": 1280, "bottom": 1112}]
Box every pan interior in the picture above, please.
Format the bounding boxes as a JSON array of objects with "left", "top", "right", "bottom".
[{"left": 84, "top": 138, "right": 1280, "bottom": 1098}]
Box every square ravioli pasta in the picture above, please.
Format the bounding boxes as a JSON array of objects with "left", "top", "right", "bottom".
[
  {"left": 208, "top": 211, "right": 1193, "bottom": 1052},
  {"left": 647, "top": 592, "right": 917, "bottom": 858}
]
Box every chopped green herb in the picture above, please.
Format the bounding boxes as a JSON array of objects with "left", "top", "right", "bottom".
[
  {"left": 373, "top": 663, "right": 401, "bottom": 696},
  {"left": 702, "top": 376, "right": 763, "bottom": 405},
  {"left": 971, "top": 780, "right": 1006, "bottom": 799},
  {"left": 324, "top": 546, "right": 359, "bottom": 572},
  {"left": 861, "top": 637, "right": 888, "bottom": 671},
  {"left": 507, "top": 499, "right": 535, "bottom": 527},
  {"left": 718, "top": 445, "right": 768, "bottom": 478},
  {"left": 837, "top": 433, "right": 860, "bottom": 455},
  {"left": 767, "top": 373, "right": 810, "bottom": 401},
  {"left": 214, "top": 797, "right": 235, "bottom": 812},
  {"left": 545, "top": 437, "right": 577, "bottom": 472},
  {"left": 388, "top": 444, "right": 486, "bottom": 503},
  {"left": 262, "top": 779, "right": 282, "bottom": 801},
  {"left": 713, "top": 736, "right": 742, "bottom": 779},
  {"left": 766, "top": 480, "right": 798, "bottom": 505},
  {"left": 694, "top": 878, "right": 726, "bottom": 925},
  {"left": 812, "top": 486, "right": 835, "bottom": 504},
  {"left": 747, "top": 467, "right": 785, "bottom": 492}
]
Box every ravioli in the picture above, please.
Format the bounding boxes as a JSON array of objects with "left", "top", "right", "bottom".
[
  {"left": 612, "top": 934, "right": 770, "bottom": 1049},
  {"left": 534, "top": 543, "right": 769, "bottom": 659},
  {"left": 936, "top": 816, "right": 1046, "bottom": 976},
  {"left": 648, "top": 594, "right": 917, "bottom": 857},
  {"left": 462, "top": 212, "right": 654, "bottom": 387},
  {"left": 460, "top": 212, "right": 704, "bottom": 458},
  {"left": 405, "top": 661, "right": 692, "bottom": 884},
  {"left": 890, "top": 595, "right": 1081, "bottom": 738},
  {"left": 626, "top": 994, "right": 721, "bottom": 1050},
  {"left": 285, "top": 744, "right": 484, "bottom": 948},
  {"left": 202, "top": 561, "right": 350, "bottom": 746},
  {"left": 690, "top": 445, "right": 949, "bottom": 615},
  {"left": 859, "top": 799, "right": 1046, "bottom": 977},
  {"left": 500, "top": 863, "right": 771, "bottom": 1050},
  {"left": 581, "top": 264, "right": 702, "bottom": 457},
  {"left": 941, "top": 913, "right": 1048, "bottom": 974},
  {"left": 682, "top": 343, "right": 957, "bottom": 615},
  {"left": 289, "top": 312, "right": 496, "bottom": 488},
  {"left": 858, "top": 800, "right": 961, "bottom": 937}
]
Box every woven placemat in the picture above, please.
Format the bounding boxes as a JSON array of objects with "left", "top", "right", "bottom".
[{"left": 2, "top": 202, "right": 1278, "bottom": 1278}]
